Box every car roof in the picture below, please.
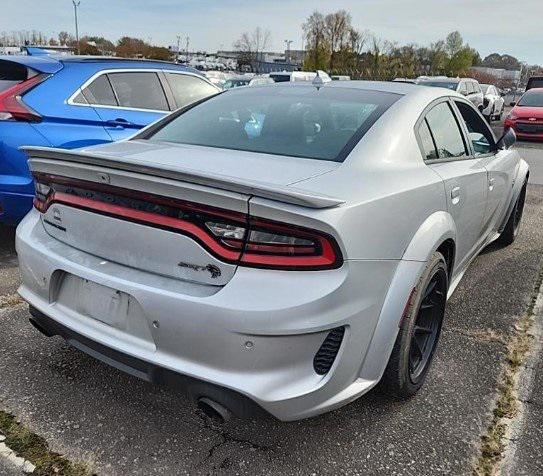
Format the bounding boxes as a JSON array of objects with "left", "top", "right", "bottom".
[
  {"left": 251, "top": 80, "right": 463, "bottom": 103},
  {"left": 0, "top": 54, "right": 199, "bottom": 74}
]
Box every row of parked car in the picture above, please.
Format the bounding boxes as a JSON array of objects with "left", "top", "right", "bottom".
[{"left": 395, "top": 76, "right": 506, "bottom": 122}]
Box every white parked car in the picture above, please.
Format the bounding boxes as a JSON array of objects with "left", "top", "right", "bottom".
[
  {"left": 17, "top": 81, "right": 528, "bottom": 421},
  {"left": 480, "top": 84, "right": 505, "bottom": 121},
  {"left": 269, "top": 70, "right": 331, "bottom": 83}
]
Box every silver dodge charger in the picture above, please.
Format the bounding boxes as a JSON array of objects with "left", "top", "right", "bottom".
[{"left": 16, "top": 80, "right": 529, "bottom": 421}]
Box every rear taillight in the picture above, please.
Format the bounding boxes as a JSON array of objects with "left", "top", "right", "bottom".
[
  {"left": 32, "top": 173, "right": 343, "bottom": 271},
  {"left": 0, "top": 74, "right": 48, "bottom": 122}
]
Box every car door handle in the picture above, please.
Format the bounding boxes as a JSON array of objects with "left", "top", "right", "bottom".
[
  {"left": 105, "top": 118, "right": 134, "bottom": 128},
  {"left": 488, "top": 177, "right": 496, "bottom": 190},
  {"left": 450, "top": 186, "right": 461, "bottom": 204}
]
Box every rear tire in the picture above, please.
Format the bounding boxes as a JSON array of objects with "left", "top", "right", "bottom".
[
  {"left": 498, "top": 181, "right": 527, "bottom": 246},
  {"left": 381, "top": 252, "right": 448, "bottom": 399}
]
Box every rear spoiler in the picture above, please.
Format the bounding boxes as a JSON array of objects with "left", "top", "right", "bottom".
[{"left": 22, "top": 146, "right": 345, "bottom": 210}]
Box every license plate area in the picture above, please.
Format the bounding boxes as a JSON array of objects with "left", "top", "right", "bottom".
[{"left": 55, "top": 273, "right": 131, "bottom": 330}]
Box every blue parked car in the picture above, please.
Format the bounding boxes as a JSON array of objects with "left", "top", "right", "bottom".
[{"left": 0, "top": 54, "right": 219, "bottom": 225}]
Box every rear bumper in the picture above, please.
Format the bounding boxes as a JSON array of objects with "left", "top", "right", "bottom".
[
  {"left": 16, "top": 210, "right": 423, "bottom": 420},
  {"left": 28, "top": 305, "right": 265, "bottom": 418}
]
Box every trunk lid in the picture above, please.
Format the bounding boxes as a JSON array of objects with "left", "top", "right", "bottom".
[{"left": 25, "top": 142, "right": 343, "bottom": 286}]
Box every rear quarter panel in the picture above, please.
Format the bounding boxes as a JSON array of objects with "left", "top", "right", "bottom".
[
  {"left": 252, "top": 93, "right": 449, "bottom": 261},
  {"left": 24, "top": 62, "right": 113, "bottom": 148}
]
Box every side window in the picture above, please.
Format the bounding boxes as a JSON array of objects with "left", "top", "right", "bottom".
[
  {"left": 425, "top": 102, "right": 467, "bottom": 159},
  {"left": 466, "top": 82, "right": 474, "bottom": 95},
  {"left": 454, "top": 101, "right": 496, "bottom": 155},
  {"left": 108, "top": 72, "right": 169, "bottom": 111},
  {"left": 72, "top": 91, "right": 88, "bottom": 104},
  {"left": 473, "top": 82, "right": 481, "bottom": 94},
  {"left": 458, "top": 82, "right": 467, "bottom": 95},
  {"left": 82, "top": 75, "right": 117, "bottom": 106},
  {"left": 418, "top": 119, "right": 438, "bottom": 160},
  {"left": 165, "top": 73, "right": 218, "bottom": 108}
]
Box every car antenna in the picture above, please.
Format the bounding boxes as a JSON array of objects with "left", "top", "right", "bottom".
[{"left": 313, "top": 70, "right": 331, "bottom": 90}]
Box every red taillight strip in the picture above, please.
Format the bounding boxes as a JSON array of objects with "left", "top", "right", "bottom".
[
  {"left": 0, "top": 74, "right": 48, "bottom": 122},
  {"left": 33, "top": 173, "right": 343, "bottom": 271},
  {"left": 41, "top": 191, "right": 243, "bottom": 262}
]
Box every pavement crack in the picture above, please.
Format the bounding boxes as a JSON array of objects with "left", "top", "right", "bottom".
[
  {"left": 194, "top": 410, "right": 273, "bottom": 474},
  {"left": 444, "top": 326, "right": 507, "bottom": 345}
]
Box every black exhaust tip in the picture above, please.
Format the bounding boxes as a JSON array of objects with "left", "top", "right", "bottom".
[{"left": 197, "top": 397, "right": 232, "bottom": 424}]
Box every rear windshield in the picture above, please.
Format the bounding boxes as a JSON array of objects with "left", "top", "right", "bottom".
[
  {"left": 269, "top": 74, "right": 291, "bottom": 83},
  {"left": 0, "top": 60, "right": 32, "bottom": 93},
  {"left": 145, "top": 86, "right": 400, "bottom": 162},
  {"left": 518, "top": 91, "right": 543, "bottom": 107},
  {"left": 527, "top": 78, "right": 543, "bottom": 90},
  {"left": 419, "top": 81, "right": 458, "bottom": 90}
]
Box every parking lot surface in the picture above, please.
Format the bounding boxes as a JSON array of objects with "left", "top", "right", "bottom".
[{"left": 0, "top": 132, "right": 542, "bottom": 475}]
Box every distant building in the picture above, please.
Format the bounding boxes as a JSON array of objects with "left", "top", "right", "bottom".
[{"left": 470, "top": 66, "right": 521, "bottom": 82}]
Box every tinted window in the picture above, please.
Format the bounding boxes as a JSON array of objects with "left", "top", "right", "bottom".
[
  {"left": 455, "top": 101, "right": 495, "bottom": 155},
  {"left": 418, "top": 119, "right": 438, "bottom": 160},
  {"left": 108, "top": 72, "right": 168, "bottom": 111},
  {"left": 82, "top": 74, "right": 117, "bottom": 106},
  {"left": 269, "top": 74, "right": 291, "bottom": 83},
  {"left": 518, "top": 90, "right": 543, "bottom": 107},
  {"left": 425, "top": 102, "right": 467, "bottom": 159},
  {"left": 0, "top": 60, "right": 30, "bottom": 92},
  {"left": 166, "top": 73, "right": 218, "bottom": 108},
  {"left": 526, "top": 78, "right": 543, "bottom": 90},
  {"left": 72, "top": 91, "right": 88, "bottom": 104},
  {"left": 145, "top": 87, "right": 400, "bottom": 162}
]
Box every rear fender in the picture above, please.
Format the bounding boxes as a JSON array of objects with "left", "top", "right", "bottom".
[
  {"left": 401, "top": 211, "right": 457, "bottom": 264},
  {"left": 498, "top": 158, "right": 529, "bottom": 233},
  {"left": 358, "top": 212, "right": 456, "bottom": 382}
]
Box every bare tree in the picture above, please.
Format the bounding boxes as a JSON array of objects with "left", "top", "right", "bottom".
[
  {"left": 324, "top": 10, "right": 352, "bottom": 71},
  {"left": 234, "top": 27, "right": 271, "bottom": 72},
  {"left": 303, "top": 11, "right": 328, "bottom": 70}
]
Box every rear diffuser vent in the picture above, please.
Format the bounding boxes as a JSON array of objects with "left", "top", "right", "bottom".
[{"left": 313, "top": 326, "right": 345, "bottom": 375}]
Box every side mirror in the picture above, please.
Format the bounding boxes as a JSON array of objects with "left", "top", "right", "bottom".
[
  {"left": 497, "top": 128, "right": 516, "bottom": 150},
  {"left": 510, "top": 101, "right": 516, "bottom": 107}
]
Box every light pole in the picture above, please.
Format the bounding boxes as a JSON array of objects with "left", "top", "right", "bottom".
[
  {"left": 175, "top": 35, "right": 181, "bottom": 63},
  {"left": 284, "top": 39, "right": 293, "bottom": 64},
  {"left": 72, "top": 0, "right": 81, "bottom": 54}
]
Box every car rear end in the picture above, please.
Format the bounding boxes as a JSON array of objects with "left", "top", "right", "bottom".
[
  {"left": 16, "top": 85, "right": 408, "bottom": 420},
  {"left": 0, "top": 57, "right": 60, "bottom": 224}
]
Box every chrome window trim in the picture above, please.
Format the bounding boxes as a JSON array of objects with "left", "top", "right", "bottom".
[{"left": 66, "top": 68, "right": 219, "bottom": 113}]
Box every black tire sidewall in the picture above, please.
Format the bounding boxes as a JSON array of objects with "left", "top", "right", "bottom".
[{"left": 382, "top": 252, "right": 448, "bottom": 397}]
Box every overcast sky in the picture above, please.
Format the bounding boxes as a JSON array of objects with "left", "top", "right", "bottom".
[{"left": 3, "top": 0, "right": 542, "bottom": 64}]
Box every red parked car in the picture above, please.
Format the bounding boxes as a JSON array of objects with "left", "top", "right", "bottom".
[{"left": 505, "top": 88, "right": 543, "bottom": 140}]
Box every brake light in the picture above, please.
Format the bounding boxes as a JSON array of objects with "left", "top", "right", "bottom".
[
  {"left": 0, "top": 74, "right": 48, "bottom": 122},
  {"left": 32, "top": 173, "right": 343, "bottom": 271}
]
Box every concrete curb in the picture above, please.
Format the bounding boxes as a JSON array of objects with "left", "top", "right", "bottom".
[
  {"left": 0, "top": 435, "right": 36, "bottom": 474},
  {"left": 501, "top": 281, "right": 543, "bottom": 475}
]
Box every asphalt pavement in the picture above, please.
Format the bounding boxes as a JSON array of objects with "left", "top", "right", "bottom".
[{"left": 0, "top": 130, "right": 542, "bottom": 475}]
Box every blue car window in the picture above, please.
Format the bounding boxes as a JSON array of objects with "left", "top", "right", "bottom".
[
  {"left": 83, "top": 75, "right": 117, "bottom": 106},
  {"left": 108, "top": 72, "right": 168, "bottom": 111},
  {"left": 165, "top": 73, "right": 218, "bottom": 108}
]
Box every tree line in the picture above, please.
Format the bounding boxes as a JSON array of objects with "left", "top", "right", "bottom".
[{"left": 300, "top": 9, "right": 536, "bottom": 82}]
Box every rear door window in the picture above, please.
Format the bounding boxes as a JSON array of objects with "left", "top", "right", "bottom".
[
  {"left": 165, "top": 73, "right": 218, "bottom": 109},
  {"left": 108, "top": 72, "right": 169, "bottom": 111},
  {"left": 82, "top": 75, "right": 117, "bottom": 106},
  {"left": 424, "top": 102, "right": 467, "bottom": 159}
]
